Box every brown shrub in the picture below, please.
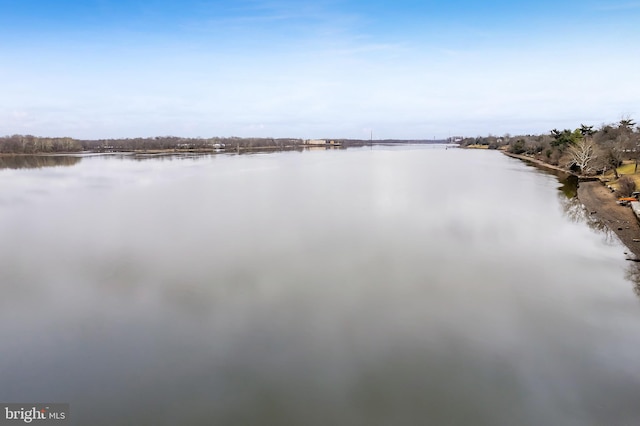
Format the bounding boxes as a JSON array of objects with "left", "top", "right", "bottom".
[{"left": 618, "top": 176, "right": 636, "bottom": 197}]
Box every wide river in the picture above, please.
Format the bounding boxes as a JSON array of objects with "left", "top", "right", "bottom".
[{"left": 1, "top": 145, "right": 639, "bottom": 425}]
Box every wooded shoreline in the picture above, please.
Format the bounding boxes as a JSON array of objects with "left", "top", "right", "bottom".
[{"left": 0, "top": 135, "right": 448, "bottom": 155}]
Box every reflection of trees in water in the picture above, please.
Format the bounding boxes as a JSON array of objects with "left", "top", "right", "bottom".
[
  {"left": 559, "top": 193, "right": 640, "bottom": 300},
  {"left": 557, "top": 174, "right": 579, "bottom": 198},
  {"left": 557, "top": 193, "right": 616, "bottom": 244},
  {"left": 624, "top": 263, "right": 640, "bottom": 300},
  {"left": 128, "top": 153, "right": 218, "bottom": 162},
  {"left": 559, "top": 193, "right": 585, "bottom": 223},
  {"left": 556, "top": 180, "right": 640, "bottom": 301},
  {"left": 0, "top": 155, "right": 81, "bottom": 169}
]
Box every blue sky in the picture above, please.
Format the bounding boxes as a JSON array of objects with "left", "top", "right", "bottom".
[{"left": 1, "top": 0, "right": 639, "bottom": 139}]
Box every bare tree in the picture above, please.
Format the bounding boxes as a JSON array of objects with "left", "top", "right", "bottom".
[{"left": 568, "top": 138, "right": 596, "bottom": 174}]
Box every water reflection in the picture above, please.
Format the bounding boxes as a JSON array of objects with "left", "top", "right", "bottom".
[
  {"left": 558, "top": 174, "right": 578, "bottom": 198},
  {"left": 128, "top": 152, "right": 218, "bottom": 161},
  {"left": 624, "top": 262, "right": 640, "bottom": 299},
  {"left": 556, "top": 172, "right": 617, "bottom": 245},
  {"left": 0, "top": 155, "right": 81, "bottom": 169},
  {"left": 554, "top": 174, "right": 640, "bottom": 301},
  {"left": 558, "top": 193, "right": 616, "bottom": 242},
  {"left": 2, "top": 147, "right": 640, "bottom": 425}
]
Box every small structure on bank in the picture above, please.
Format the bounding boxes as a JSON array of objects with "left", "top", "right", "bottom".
[{"left": 305, "top": 139, "right": 341, "bottom": 147}]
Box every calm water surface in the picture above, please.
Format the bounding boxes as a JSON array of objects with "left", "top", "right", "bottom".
[{"left": 1, "top": 146, "right": 639, "bottom": 425}]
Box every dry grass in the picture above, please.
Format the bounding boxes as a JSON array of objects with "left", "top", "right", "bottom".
[
  {"left": 604, "top": 161, "right": 640, "bottom": 191},
  {"left": 617, "top": 162, "right": 638, "bottom": 175}
]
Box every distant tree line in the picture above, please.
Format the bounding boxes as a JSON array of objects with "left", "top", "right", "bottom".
[
  {"left": 0, "top": 135, "right": 311, "bottom": 154},
  {"left": 0, "top": 135, "right": 446, "bottom": 155},
  {"left": 459, "top": 117, "right": 640, "bottom": 175},
  {"left": 0, "top": 135, "right": 83, "bottom": 153}
]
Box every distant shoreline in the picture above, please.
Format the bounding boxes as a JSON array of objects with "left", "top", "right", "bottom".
[
  {"left": 0, "top": 141, "right": 460, "bottom": 157},
  {"left": 0, "top": 136, "right": 452, "bottom": 156}
]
